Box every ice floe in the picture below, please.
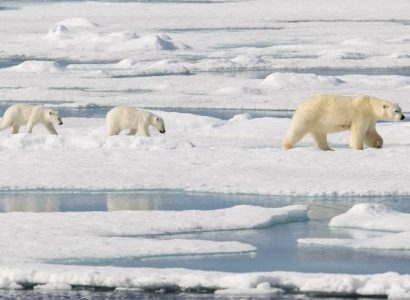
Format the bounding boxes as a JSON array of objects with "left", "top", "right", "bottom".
[
  {"left": 298, "top": 204, "right": 410, "bottom": 251},
  {"left": 44, "top": 25, "right": 190, "bottom": 53},
  {"left": 0, "top": 265, "right": 410, "bottom": 298},
  {"left": 3, "top": 61, "right": 64, "bottom": 73},
  {"left": 261, "top": 72, "right": 345, "bottom": 89},
  {"left": 298, "top": 231, "right": 410, "bottom": 250},
  {"left": 330, "top": 203, "right": 410, "bottom": 232},
  {"left": 0, "top": 113, "right": 410, "bottom": 194},
  {"left": 108, "top": 59, "right": 191, "bottom": 77},
  {"left": 56, "top": 17, "right": 98, "bottom": 28},
  {"left": 0, "top": 205, "right": 307, "bottom": 263}
]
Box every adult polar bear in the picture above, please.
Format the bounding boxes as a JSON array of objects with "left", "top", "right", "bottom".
[
  {"left": 106, "top": 106, "right": 166, "bottom": 137},
  {"left": 282, "top": 95, "right": 405, "bottom": 150},
  {"left": 0, "top": 104, "right": 63, "bottom": 135}
]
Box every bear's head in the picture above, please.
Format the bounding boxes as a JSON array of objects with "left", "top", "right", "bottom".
[
  {"left": 153, "top": 115, "right": 166, "bottom": 134},
  {"left": 45, "top": 109, "right": 63, "bottom": 125},
  {"left": 378, "top": 101, "right": 405, "bottom": 122}
]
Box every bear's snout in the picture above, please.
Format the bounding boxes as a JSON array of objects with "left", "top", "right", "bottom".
[
  {"left": 160, "top": 129, "right": 166, "bottom": 134},
  {"left": 58, "top": 121, "right": 63, "bottom": 125},
  {"left": 401, "top": 115, "right": 405, "bottom": 120}
]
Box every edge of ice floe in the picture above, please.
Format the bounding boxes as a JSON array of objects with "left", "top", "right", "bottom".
[{"left": 1, "top": 265, "right": 409, "bottom": 298}]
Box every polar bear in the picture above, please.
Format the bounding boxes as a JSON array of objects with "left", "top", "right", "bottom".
[
  {"left": 281, "top": 95, "right": 405, "bottom": 150},
  {"left": 106, "top": 106, "right": 166, "bottom": 137},
  {"left": 0, "top": 104, "right": 63, "bottom": 135}
]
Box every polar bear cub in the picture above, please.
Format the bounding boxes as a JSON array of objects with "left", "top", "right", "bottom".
[
  {"left": 281, "top": 95, "right": 405, "bottom": 150},
  {"left": 106, "top": 106, "right": 166, "bottom": 137},
  {"left": 0, "top": 104, "right": 63, "bottom": 135}
]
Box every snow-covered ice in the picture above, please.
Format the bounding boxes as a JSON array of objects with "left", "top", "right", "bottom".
[
  {"left": 1, "top": 265, "right": 410, "bottom": 298},
  {"left": 0, "top": 113, "right": 409, "bottom": 195},
  {"left": 1, "top": 0, "right": 410, "bottom": 296},
  {"left": 0, "top": 205, "right": 307, "bottom": 263},
  {"left": 1, "top": 0, "right": 410, "bottom": 109},
  {"left": 299, "top": 231, "right": 410, "bottom": 250},
  {"left": 329, "top": 203, "right": 410, "bottom": 232}
]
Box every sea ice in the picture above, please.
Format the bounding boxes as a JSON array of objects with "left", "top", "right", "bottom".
[
  {"left": 298, "top": 204, "right": 410, "bottom": 251},
  {"left": 0, "top": 205, "right": 307, "bottom": 263},
  {"left": 0, "top": 265, "right": 409, "bottom": 298}
]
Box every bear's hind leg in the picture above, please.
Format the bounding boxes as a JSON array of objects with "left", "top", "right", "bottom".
[
  {"left": 107, "top": 126, "right": 121, "bottom": 136},
  {"left": 128, "top": 128, "right": 137, "bottom": 135},
  {"left": 311, "top": 131, "right": 333, "bottom": 151},
  {"left": 11, "top": 125, "right": 20, "bottom": 134},
  {"left": 281, "top": 125, "right": 308, "bottom": 150},
  {"left": 0, "top": 120, "right": 12, "bottom": 133}
]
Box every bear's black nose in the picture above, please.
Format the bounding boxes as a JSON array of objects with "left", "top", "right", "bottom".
[{"left": 401, "top": 115, "right": 405, "bottom": 120}]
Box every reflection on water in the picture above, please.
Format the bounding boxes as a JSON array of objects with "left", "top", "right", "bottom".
[
  {"left": 106, "top": 193, "right": 162, "bottom": 211},
  {"left": 1, "top": 190, "right": 409, "bottom": 213},
  {"left": 0, "top": 193, "right": 60, "bottom": 212}
]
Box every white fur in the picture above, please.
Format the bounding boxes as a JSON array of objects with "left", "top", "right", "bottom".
[
  {"left": 0, "top": 104, "right": 63, "bottom": 135},
  {"left": 282, "top": 95, "right": 405, "bottom": 150},
  {"left": 106, "top": 106, "right": 166, "bottom": 137}
]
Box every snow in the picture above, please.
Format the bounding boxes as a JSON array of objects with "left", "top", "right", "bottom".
[
  {"left": 298, "top": 204, "right": 410, "bottom": 251},
  {"left": 298, "top": 231, "right": 410, "bottom": 250},
  {"left": 4, "top": 60, "right": 64, "bottom": 73},
  {"left": 1, "top": 0, "right": 410, "bottom": 109},
  {"left": 330, "top": 204, "right": 410, "bottom": 232},
  {"left": 0, "top": 205, "right": 307, "bottom": 263},
  {"left": 0, "top": 113, "right": 409, "bottom": 195},
  {"left": 1, "top": 0, "right": 410, "bottom": 296},
  {"left": 261, "top": 72, "right": 345, "bottom": 89},
  {"left": 55, "top": 17, "right": 98, "bottom": 28},
  {"left": 0, "top": 265, "right": 410, "bottom": 298},
  {"left": 214, "top": 282, "right": 283, "bottom": 295}
]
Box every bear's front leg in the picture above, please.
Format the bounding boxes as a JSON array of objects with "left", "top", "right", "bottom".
[
  {"left": 45, "top": 123, "right": 58, "bottom": 135},
  {"left": 139, "top": 125, "right": 150, "bottom": 137},
  {"left": 26, "top": 121, "right": 34, "bottom": 134},
  {"left": 364, "top": 123, "right": 383, "bottom": 149},
  {"left": 349, "top": 122, "right": 367, "bottom": 150}
]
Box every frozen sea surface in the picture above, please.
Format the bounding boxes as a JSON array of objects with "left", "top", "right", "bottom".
[
  {"left": 1, "top": 0, "right": 410, "bottom": 110},
  {"left": 1, "top": 114, "right": 410, "bottom": 195}
]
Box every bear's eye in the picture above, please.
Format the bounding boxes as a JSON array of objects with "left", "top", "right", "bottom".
[
  {"left": 395, "top": 110, "right": 399, "bottom": 113},
  {"left": 49, "top": 112, "right": 52, "bottom": 115}
]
